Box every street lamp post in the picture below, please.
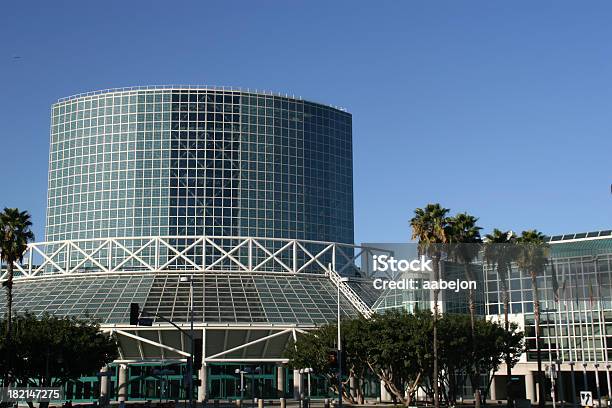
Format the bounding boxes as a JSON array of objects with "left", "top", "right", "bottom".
[
  {"left": 180, "top": 276, "right": 195, "bottom": 408},
  {"left": 582, "top": 362, "right": 588, "bottom": 392},
  {"left": 335, "top": 273, "right": 349, "bottom": 408},
  {"left": 241, "top": 367, "right": 254, "bottom": 407},
  {"left": 236, "top": 368, "right": 245, "bottom": 402}
]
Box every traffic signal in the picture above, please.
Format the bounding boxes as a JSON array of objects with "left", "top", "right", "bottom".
[
  {"left": 328, "top": 351, "right": 337, "bottom": 367},
  {"left": 327, "top": 350, "right": 347, "bottom": 372},
  {"left": 130, "top": 303, "right": 140, "bottom": 325}
]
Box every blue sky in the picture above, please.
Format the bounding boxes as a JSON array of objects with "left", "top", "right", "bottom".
[{"left": 1, "top": 1, "right": 610, "bottom": 244}]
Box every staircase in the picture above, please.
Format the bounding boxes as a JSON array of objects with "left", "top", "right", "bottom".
[{"left": 327, "top": 266, "right": 374, "bottom": 319}]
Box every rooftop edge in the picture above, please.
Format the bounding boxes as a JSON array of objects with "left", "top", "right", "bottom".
[{"left": 55, "top": 85, "right": 350, "bottom": 112}]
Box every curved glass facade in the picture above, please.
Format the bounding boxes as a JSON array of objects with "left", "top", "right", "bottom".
[{"left": 46, "top": 87, "right": 354, "bottom": 244}]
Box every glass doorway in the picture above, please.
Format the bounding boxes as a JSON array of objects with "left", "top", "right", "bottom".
[{"left": 208, "top": 364, "right": 276, "bottom": 400}]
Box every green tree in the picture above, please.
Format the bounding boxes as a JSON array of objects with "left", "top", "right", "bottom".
[
  {"left": 343, "top": 317, "right": 376, "bottom": 404},
  {"left": 472, "top": 318, "right": 523, "bottom": 399},
  {"left": 517, "top": 229, "right": 549, "bottom": 408},
  {"left": 363, "top": 310, "right": 433, "bottom": 406},
  {"left": 284, "top": 319, "right": 366, "bottom": 403},
  {"left": 437, "top": 312, "right": 472, "bottom": 404},
  {"left": 447, "top": 212, "right": 483, "bottom": 407},
  {"left": 437, "top": 314, "right": 524, "bottom": 406},
  {"left": 0, "top": 208, "right": 35, "bottom": 387},
  {"left": 483, "top": 228, "right": 519, "bottom": 405},
  {"left": 286, "top": 311, "right": 523, "bottom": 406},
  {"left": 410, "top": 203, "right": 450, "bottom": 408},
  {"left": 0, "top": 313, "right": 118, "bottom": 408},
  {"left": 285, "top": 310, "right": 524, "bottom": 406},
  {"left": 285, "top": 311, "right": 430, "bottom": 405},
  {"left": 0, "top": 208, "right": 35, "bottom": 336}
]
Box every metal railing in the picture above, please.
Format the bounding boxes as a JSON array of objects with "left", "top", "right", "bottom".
[
  {"left": 327, "top": 266, "right": 374, "bottom": 319},
  {"left": 55, "top": 85, "right": 349, "bottom": 111}
]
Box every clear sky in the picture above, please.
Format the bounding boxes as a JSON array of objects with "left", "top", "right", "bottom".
[{"left": 1, "top": 1, "right": 610, "bottom": 244}]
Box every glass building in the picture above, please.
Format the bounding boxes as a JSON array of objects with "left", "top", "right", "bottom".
[
  {"left": 46, "top": 86, "right": 353, "bottom": 244},
  {"left": 367, "top": 234, "right": 612, "bottom": 403},
  {"left": 1, "top": 86, "right": 377, "bottom": 403},
  {"left": 484, "top": 231, "right": 612, "bottom": 403}
]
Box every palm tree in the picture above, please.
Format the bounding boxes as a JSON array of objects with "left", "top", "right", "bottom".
[
  {"left": 0, "top": 208, "right": 35, "bottom": 338},
  {"left": 483, "top": 228, "right": 518, "bottom": 407},
  {"left": 516, "top": 229, "right": 548, "bottom": 408},
  {"left": 447, "top": 213, "right": 482, "bottom": 408},
  {"left": 410, "top": 203, "right": 450, "bottom": 408}
]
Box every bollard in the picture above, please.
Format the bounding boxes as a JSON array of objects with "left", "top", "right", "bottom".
[
  {"left": 324, "top": 398, "right": 330, "bottom": 408},
  {"left": 280, "top": 398, "right": 286, "bottom": 408},
  {"left": 236, "top": 399, "right": 242, "bottom": 408},
  {"left": 258, "top": 398, "right": 264, "bottom": 408}
]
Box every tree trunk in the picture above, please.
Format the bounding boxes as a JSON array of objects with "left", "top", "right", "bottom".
[
  {"left": 405, "top": 372, "right": 422, "bottom": 407},
  {"left": 5, "top": 262, "right": 13, "bottom": 336},
  {"left": 380, "top": 374, "right": 408, "bottom": 405},
  {"left": 432, "top": 255, "right": 441, "bottom": 408},
  {"left": 3, "top": 262, "right": 14, "bottom": 387},
  {"left": 532, "top": 273, "right": 545, "bottom": 408},
  {"left": 502, "top": 275, "right": 514, "bottom": 408},
  {"left": 466, "top": 263, "right": 481, "bottom": 408},
  {"left": 448, "top": 369, "right": 457, "bottom": 405}
]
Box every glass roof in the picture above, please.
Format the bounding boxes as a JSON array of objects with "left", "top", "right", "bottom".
[
  {"left": 347, "top": 279, "right": 382, "bottom": 307},
  {"left": 550, "top": 237, "right": 612, "bottom": 258},
  {"left": 3, "top": 272, "right": 359, "bottom": 326},
  {"left": 549, "top": 230, "right": 612, "bottom": 242},
  {"left": 5, "top": 275, "right": 152, "bottom": 324}
]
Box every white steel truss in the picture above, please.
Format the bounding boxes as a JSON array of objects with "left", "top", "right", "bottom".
[{"left": 1, "top": 236, "right": 392, "bottom": 281}]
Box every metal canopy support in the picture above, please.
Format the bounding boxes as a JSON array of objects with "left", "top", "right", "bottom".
[
  {"left": 205, "top": 328, "right": 292, "bottom": 361},
  {"left": 114, "top": 329, "right": 191, "bottom": 357},
  {"left": 109, "top": 325, "right": 303, "bottom": 365}
]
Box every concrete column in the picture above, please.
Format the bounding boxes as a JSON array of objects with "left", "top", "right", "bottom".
[
  {"left": 277, "top": 366, "right": 285, "bottom": 398},
  {"left": 117, "top": 364, "right": 128, "bottom": 402},
  {"left": 198, "top": 364, "right": 207, "bottom": 402},
  {"left": 606, "top": 365, "right": 612, "bottom": 403},
  {"left": 198, "top": 328, "right": 207, "bottom": 402},
  {"left": 380, "top": 379, "right": 391, "bottom": 402},
  {"left": 489, "top": 376, "right": 497, "bottom": 401},
  {"left": 293, "top": 369, "right": 302, "bottom": 400},
  {"left": 100, "top": 366, "right": 109, "bottom": 400},
  {"left": 525, "top": 371, "right": 537, "bottom": 405}
]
